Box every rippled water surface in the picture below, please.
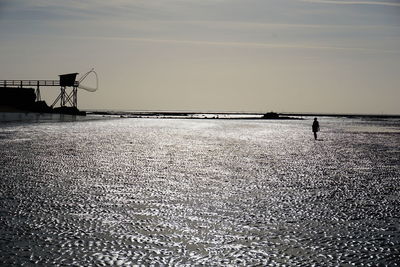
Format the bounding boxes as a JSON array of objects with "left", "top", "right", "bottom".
[{"left": 1, "top": 116, "right": 399, "bottom": 266}]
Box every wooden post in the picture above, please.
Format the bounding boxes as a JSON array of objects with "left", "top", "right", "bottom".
[{"left": 36, "top": 81, "right": 41, "bottom": 101}]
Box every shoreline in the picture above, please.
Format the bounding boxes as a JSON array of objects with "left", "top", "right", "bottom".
[
  {"left": 88, "top": 111, "right": 302, "bottom": 120},
  {"left": 1, "top": 110, "right": 400, "bottom": 123},
  {"left": 87, "top": 110, "right": 400, "bottom": 120}
]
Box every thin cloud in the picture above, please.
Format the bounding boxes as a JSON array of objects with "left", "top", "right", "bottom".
[
  {"left": 178, "top": 20, "right": 399, "bottom": 30},
  {"left": 302, "top": 0, "right": 400, "bottom": 7},
  {"left": 66, "top": 35, "right": 400, "bottom": 54}
]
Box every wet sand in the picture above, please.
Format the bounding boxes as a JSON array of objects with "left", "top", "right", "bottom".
[{"left": 0, "top": 117, "right": 399, "bottom": 265}]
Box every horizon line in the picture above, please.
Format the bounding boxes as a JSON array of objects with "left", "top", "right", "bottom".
[{"left": 84, "top": 109, "right": 400, "bottom": 117}]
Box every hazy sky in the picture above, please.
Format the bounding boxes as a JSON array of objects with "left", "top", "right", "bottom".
[{"left": 1, "top": 0, "right": 399, "bottom": 114}]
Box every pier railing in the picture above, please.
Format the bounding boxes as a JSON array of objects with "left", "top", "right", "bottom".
[{"left": 0, "top": 80, "right": 79, "bottom": 87}]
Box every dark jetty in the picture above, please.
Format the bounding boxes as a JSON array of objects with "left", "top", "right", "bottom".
[
  {"left": 263, "top": 112, "right": 280, "bottom": 119},
  {"left": 262, "top": 112, "right": 301, "bottom": 120},
  {"left": 53, "top": 106, "right": 86, "bottom": 116},
  {"left": 0, "top": 87, "right": 85, "bottom": 115}
]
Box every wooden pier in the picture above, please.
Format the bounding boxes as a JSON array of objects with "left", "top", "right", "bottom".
[{"left": 0, "top": 73, "right": 79, "bottom": 108}]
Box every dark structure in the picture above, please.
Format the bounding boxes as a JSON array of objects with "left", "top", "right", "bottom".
[
  {"left": 263, "top": 112, "right": 280, "bottom": 119},
  {"left": 0, "top": 87, "right": 36, "bottom": 108},
  {"left": 0, "top": 73, "right": 85, "bottom": 115},
  {"left": 262, "top": 112, "right": 302, "bottom": 120},
  {"left": 53, "top": 73, "right": 79, "bottom": 108}
]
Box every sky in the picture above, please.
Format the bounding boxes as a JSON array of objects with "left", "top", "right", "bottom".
[{"left": 0, "top": 0, "right": 399, "bottom": 114}]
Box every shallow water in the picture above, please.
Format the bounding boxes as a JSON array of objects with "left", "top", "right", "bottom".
[{"left": 0, "top": 116, "right": 399, "bottom": 266}]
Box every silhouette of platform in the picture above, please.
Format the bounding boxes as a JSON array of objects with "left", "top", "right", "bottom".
[{"left": 1, "top": 80, "right": 78, "bottom": 88}]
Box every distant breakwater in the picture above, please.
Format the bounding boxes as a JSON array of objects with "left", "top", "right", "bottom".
[{"left": 89, "top": 111, "right": 303, "bottom": 120}]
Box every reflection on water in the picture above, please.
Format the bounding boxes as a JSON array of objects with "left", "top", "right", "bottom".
[
  {"left": 0, "top": 112, "right": 106, "bottom": 123},
  {"left": 0, "top": 117, "right": 399, "bottom": 265}
]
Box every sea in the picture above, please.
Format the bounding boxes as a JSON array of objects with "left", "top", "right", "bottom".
[{"left": 1, "top": 113, "right": 399, "bottom": 266}]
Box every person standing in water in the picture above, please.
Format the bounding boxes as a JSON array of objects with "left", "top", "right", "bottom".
[{"left": 312, "top": 118, "right": 320, "bottom": 140}]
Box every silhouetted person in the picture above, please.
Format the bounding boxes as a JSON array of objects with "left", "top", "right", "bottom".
[{"left": 312, "top": 118, "right": 320, "bottom": 140}]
